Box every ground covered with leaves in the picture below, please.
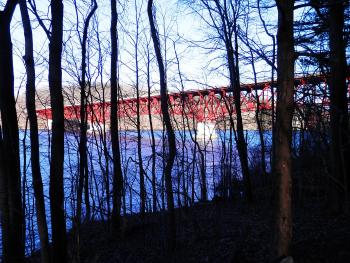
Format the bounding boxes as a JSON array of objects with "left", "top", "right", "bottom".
[{"left": 29, "top": 199, "right": 350, "bottom": 263}]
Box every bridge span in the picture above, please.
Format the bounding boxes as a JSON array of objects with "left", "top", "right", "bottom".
[{"left": 36, "top": 74, "right": 349, "bottom": 132}]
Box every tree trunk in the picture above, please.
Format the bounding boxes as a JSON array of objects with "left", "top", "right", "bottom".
[
  {"left": 328, "top": 0, "right": 349, "bottom": 213},
  {"left": 74, "top": 2, "right": 97, "bottom": 261},
  {"left": 226, "top": 46, "right": 252, "bottom": 202},
  {"left": 146, "top": 43, "right": 157, "bottom": 213},
  {"left": 250, "top": 50, "right": 267, "bottom": 178},
  {"left": 134, "top": 9, "right": 146, "bottom": 215},
  {"left": 110, "top": 0, "right": 124, "bottom": 233},
  {"left": 49, "top": 1, "right": 67, "bottom": 262},
  {"left": 233, "top": 23, "right": 253, "bottom": 202},
  {"left": 273, "top": 0, "right": 294, "bottom": 258},
  {"left": 148, "top": 0, "right": 176, "bottom": 250},
  {"left": 0, "top": 130, "right": 11, "bottom": 262},
  {"left": 0, "top": 2, "right": 25, "bottom": 262},
  {"left": 19, "top": 0, "right": 50, "bottom": 262}
]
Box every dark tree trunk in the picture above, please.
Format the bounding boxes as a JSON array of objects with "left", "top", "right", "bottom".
[
  {"left": 250, "top": 50, "right": 267, "bottom": 178},
  {"left": 211, "top": 0, "right": 252, "bottom": 202},
  {"left": 0, "top": 2, "right": 25, "bottom": 262},
  {"left": 76, "top": 0, "right": 97, "bottom": 228},
  {"left": 75, "top": 2, "right": 97, "bottom": 261},
  {"left": 146, "top": 43, "right": 157, "bottom": 213},
  {"left": 110, "top": 0, "right": 123, "bottom": 233},
  {"left": 134, "top": 12, "right": 146, "bottom": 215},
  {"left": 148, "top": 0, "right": 176, "bottom": 250},
  {"left": 49, "top": 1, "right": 67, "bottom": 262},
  {"left": 19, "top": 0, "right": 50, "bottom": 262},
  {"left": 226, "top": 46, "right": 252, "bottom": 202},
  {"left": 258, "top": 0, "right": 277, "bottom": 184},
  {"left": 136, "top": 62, "right": 146, "bottom": 216},
  {"left": 233, "top": 25, "right": 253, "bottom": 203},
  {"left": 0, "top": 130, "right": 11, "bottom": 262},
  {"left": 273, "top": 0, "right": 294, "bottom": 258},
  {"left": 328, "top": 0, "right": 349, "bottom": 213},
  {"left": 174, "top": 43, "right": 190, "bottom": 206}
]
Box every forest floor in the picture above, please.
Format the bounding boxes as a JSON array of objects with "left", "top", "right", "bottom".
[{"left": 29, "top": 198, "right": 350, "bottom": 263}]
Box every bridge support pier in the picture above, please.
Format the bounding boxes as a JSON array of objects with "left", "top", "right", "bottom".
[
  {"left": 87, "top": 121, "right": 109, "bottom": 133},
  {"left": 197, "top": 122, "right": 217, "bottom": 141},
  {"left": 47, "top": 119, "right": 52, "bottom": 130}
]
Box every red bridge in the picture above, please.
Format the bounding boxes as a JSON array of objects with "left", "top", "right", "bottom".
[{"left": 36, "top": 74, "right": 349, "bottom": 129}]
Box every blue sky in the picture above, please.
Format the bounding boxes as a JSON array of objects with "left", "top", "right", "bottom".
[{"left": 7, "top": 0, "right": 277, "bottom": 95}]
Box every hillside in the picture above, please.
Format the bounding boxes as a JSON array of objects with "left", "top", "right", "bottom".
[{"left": 28, "top": 199, "right": 350, "bottom": 263}]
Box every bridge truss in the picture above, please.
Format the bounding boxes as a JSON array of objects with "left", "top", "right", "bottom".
[{"left": 36, "top": 74, "right": 350, "bottom": 129}]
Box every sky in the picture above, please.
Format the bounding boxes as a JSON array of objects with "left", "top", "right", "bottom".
[{"left": 6, "top": 0, "right": 277, "bottom": 96}]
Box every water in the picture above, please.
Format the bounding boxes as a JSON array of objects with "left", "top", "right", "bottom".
[{"left": 1, "top": 128, "right": 272, "bottom": 255}]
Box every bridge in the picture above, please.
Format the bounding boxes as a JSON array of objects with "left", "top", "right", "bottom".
[{"left": 35, "top": 74, "right": 349, "bottom": 132}]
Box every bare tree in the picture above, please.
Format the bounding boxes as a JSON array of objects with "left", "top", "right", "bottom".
[
  {"left": 0, "top": 1, "right": 25, "bottom": 262},
  {"left": 70, "top": 0, "right": 98, "bottom": 261},
  {"left": 148, "top": 0, "right": 177, "bottom": 249},
  {"left": 133, "top": 0, "right": 146, "bottom": 215},
  {"left": 144, "top": 35, "right": 158, "bottom": 212},
  {"left": 48, "top": 0, "right": 67, "bottom": 261},
  {"left": 110, "top": 0, "right": 124, "bottom": 233},
  {"left": 273, "top": 0, "right": 294, "bottom": 259},
  {"left": 187, "top": 0, "right": 253, "bottom": 202},
  {"left": 328, "top": 0, "right": 349, "bottom": 213},
  {"left": 19, "top": 0, "right": 50, "bottom": 262}
]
